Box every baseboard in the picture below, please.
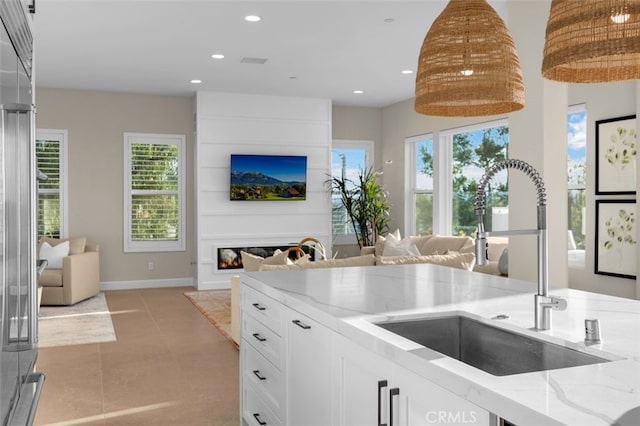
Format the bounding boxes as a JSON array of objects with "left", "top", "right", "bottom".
[{"left": 100, "top": 278, "right": 195, "bottom": 291}]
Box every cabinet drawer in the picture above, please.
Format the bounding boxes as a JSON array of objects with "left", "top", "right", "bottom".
[
  {"left": 243, "top": 383, "right": 283, "bottom": 426},
  {"left": 243, "top": 313, "right": 282, "bottom": 369},
  {"left": 243, "top": 285, "right": 282, "bottom": 334},
  {"left": 242, "top": 342, "right": 285, "bottom": 419}
]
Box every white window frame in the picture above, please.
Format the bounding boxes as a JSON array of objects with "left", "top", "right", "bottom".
[
  {"left": 567, "top": 103, "right": 587, "bottom": 267},
  {"left": 435, "top": 118, "right": 508, "bottom": 235},
  {"left": 124, "top": 132, "right": 186, "bottom": 252},
  {"left": 331, "top": 139, "right": 374, "bottom": 245},
  {"left": 404, "top": 133, "right": 435, "bottom": 237},
  {"left": 36, "top": 128, "right": 68, "bottom": 238}
]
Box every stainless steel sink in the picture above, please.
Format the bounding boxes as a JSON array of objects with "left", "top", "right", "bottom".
[{"left": 375, "top": 314, "right": 609, "bottom": 376}]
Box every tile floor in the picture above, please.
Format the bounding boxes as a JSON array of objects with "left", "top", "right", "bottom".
[{"left": 34, "top": 286, "right": 239, "bottom": 426}]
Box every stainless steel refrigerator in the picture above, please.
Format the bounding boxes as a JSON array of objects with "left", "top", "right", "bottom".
[{"left": 0, "top": 2, "right": 45, "bottom": 425}]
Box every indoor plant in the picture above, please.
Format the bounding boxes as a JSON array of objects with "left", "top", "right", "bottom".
[{"left": 328, "top": 167, "right": 390, "bottom": 249}]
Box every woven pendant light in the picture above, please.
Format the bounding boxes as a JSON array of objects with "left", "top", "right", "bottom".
[
  {"left": 542, "top": 0, "right": 640, "bottom": 82},
  {"left": 414, "top": 0, "right": 524, "bottom": 117}
]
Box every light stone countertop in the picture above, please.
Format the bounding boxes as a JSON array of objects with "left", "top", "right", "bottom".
[{"left": 242, "top": 264, "right": 640, "bottom": 426}]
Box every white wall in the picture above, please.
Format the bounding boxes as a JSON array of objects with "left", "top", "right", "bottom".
[
  {"left": 195, "top": 92, "right": 332, "bottom": 289},
  {"left": 568, "top": 81, "right": 638, "bottom": 299}
]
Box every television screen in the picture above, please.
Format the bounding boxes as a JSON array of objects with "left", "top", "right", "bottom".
[{"left": 230, "top": 154, "right": 307, "bottom": 201}]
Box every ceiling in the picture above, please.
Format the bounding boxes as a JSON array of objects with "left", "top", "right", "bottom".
[{"left": 33, "top": 0, "right": 509, "bottom": 108}]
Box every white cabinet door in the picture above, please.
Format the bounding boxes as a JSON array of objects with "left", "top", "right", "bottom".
[
  {"left": 335, "top": 336, "right": 395, "bottom": 426},
  {"left": 394, "top": 364, "right": 490, "bottom": 426},
  {"left": 337, "top": 334, "right": 491, "bottom": 426},
  {"left": 284, "top": 306, "right": 333, "bottom": 426}
]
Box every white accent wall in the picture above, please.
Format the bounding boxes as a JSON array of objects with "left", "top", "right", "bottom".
[{"left": 195, "top": 92, "right": 332, "bottom": 289}]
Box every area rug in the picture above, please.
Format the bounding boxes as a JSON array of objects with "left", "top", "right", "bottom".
[
  {"left": 38, "top": 292, "right": 116, "bottom": 348},
  {"left": 184, "top": 289, "right": 237, "bottom": 349}
]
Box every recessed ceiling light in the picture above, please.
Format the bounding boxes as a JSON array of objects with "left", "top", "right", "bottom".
[
  {"left": 190, "top": 79, "right": 202, "bottom": 84},
  {"left": 384, "top": 18, "right": 394, "bottom": 23},
  {"left": 353, "top": 90, "right": 364, "bottom": 94},
  {"left": 401, "top": 70, "right": 414, "bottom": 74},
  {"left": 211, "top": 54, "right": 225, "bottom": 59},
  {"left": 245, "top": 15, "right": 261, "bottom": 22}
]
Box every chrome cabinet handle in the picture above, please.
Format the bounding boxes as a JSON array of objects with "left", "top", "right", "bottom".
[
  {"left": 252, "top": 370, "right": 266, "bottom": 381},
  {"left": 378, "top": 380, "right": 388, "bottom": 426},
  {"left": 252, "top": 303, "right": 266, "bottom": 311},
  {"left": 253, "top": 413, "right": 267, "bottom": 425},
  {"left": 292, "top": 319, "right": 311, "bottom": 329},
  {"left": 389, "top": 388, "right": 400, "bottom": 426},
  {"left": 252, "top": 333, "right": 266, "bottom": 342}
]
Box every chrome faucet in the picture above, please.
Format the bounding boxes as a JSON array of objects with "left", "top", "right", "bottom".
[{"left": 474, "top": 159, "right": 566, "bottom": 331}]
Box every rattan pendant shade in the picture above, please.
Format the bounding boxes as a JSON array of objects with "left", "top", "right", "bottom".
[
  {"left": 542, "top": 0, "right": 640, "bottom": 82},
  {"left": 414, "top": 0, "right": 524, "bottom": 117}
]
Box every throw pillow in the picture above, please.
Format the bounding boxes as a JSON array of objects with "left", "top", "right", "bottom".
[
  {"left": 498, "top": 248, "right": 509, "bottom": 275},
  {"left": 382, "top": 234, "right": 421, "bottom": 257},
  {"left": 241, "top": 249, "right": 291, "bottom": 272},
  {"left": 39, "top": 240, "right": 70, "bottom": 269},
  {"left": 40, "top": 236, "right": 86, "bottom": 255},
  {"left": 376, "top": 252, "right": 476, "bottom": 271},
  {"left": 374, "top": 229, "right": 402, "bottom": 257}
]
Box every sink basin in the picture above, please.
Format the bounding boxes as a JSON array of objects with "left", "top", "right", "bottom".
[{"left": 375, "top": 314, "right": 609, "bottom": 376}]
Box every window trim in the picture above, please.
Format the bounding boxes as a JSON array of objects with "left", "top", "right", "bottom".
[
  {"left": 567, "top": 103, "right": 587, "bottom": 267},
  {"left": 36, "top": 128, "right": 68, "bottom": 239},
  {"left": 123, "top": 132, "right": 186, "bottom": 252},
  {"left": 404, "top": 133, "right": 434, "bottom": 237},
  {"left": 331, "top": 139, "right": 374, "bottom": 245}
]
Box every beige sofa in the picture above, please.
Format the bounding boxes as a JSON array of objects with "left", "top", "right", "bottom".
[
  {"left": 38, "top": 237, "right": 101, "bottom": 306},
  {"left": 242, "top": 234, "right": 508, "bottom": 276}
]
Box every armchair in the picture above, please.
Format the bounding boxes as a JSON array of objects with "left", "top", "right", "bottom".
[{"left": 38, "top": 237, "right": 100, "bottom": 306}]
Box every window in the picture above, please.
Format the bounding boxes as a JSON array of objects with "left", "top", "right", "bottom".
[
  {"left": 36, "top": 129, "right": 68, "bottom": 239},
  {"left": 568, "top": 104, "right": 586, "bottom": 265},
  {"left": 331, "top": 140, "right": 373, "bottom": 244},
  {"left": 407, "top": 120, "right": 509, "bottom": 237},
  {"left": 441, "top": 120, "right": 509, "bottom": 236},
  {"left": 124, "top": 133, "right": 185, "bottom": 252},
  {"left": 406, "top": 134, "right": 433, "bottom": 236}
]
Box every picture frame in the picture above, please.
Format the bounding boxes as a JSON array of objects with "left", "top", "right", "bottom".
[
  {"left": 595, "top": 199, "right": 636, "bottom": 279},
  {"left": 595, "top": 114, "right": 637, "bottom": 195}
]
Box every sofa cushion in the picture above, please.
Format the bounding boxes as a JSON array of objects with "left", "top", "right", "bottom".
[
  {"left": 376, "top": 252, "right": 476, "bottom": 271},
  {"left": 259, "top": 254, "right": 376, "bottom": 271},
  {"left": 382, "top": 234, "right": 421, "bottom": 257},
  {"left": 40, "top": 236, "right": 86, "bottom": 255},
  {"left": 418, "top": 235, "right": 474, "bottom": 256},
  {"left": 39, "top": 269, "right": 63, "bottom": 287},
  {"left": 39, "top": 241, "right": 70, "bottom": 269},
  {"left": 241, "top": 249, "right": 292, "bottom": 272}
]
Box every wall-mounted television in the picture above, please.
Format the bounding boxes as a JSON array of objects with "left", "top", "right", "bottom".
[{"left": 230, "top": 154, "right": 307, "bottom": 201}]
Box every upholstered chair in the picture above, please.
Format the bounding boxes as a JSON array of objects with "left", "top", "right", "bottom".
[{"left": 38, "top": 236, "right": 100, "bottom": 306}]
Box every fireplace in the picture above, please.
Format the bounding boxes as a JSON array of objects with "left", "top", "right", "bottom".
[{"left": 217, "top": 245, "right": 311, "bottom": 270}]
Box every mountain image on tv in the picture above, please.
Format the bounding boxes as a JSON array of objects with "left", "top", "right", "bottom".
[{"left": 230, "top": 154, "right": 307, "bottom": 201}]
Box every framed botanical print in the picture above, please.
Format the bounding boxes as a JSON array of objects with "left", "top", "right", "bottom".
[
  {"left": 595, "top": 115, "right": 637, "bottom": 195},
  {"left": 595, "top": 199, "right": 636, "bottom": 279}
]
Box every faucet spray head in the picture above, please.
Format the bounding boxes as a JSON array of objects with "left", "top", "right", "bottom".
[{"left": 475, "top": 233, "right": 488, "bottom": 266}]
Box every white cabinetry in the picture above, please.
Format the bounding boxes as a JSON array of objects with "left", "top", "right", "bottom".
[
  {"left": 335, "top": 335, "right": 491, "bottom": 426},
  {"left": 283, "top": 306, "right": 333, "bottom": 426},
  {"left": 241, "top": 285, "right": 285, "bottom": 425},
  {"left": 241, "top": 283, "right": 491, "bottom": 426}
]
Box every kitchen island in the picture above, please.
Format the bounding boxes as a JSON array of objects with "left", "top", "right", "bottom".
[{"left": 240, "top": 263, "right": 640, "bottom": 426}]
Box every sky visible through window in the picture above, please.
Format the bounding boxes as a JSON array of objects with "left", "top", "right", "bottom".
[
  {"left": 331, "top": 148, "right": 367, "bottom": 185},
  {"left": 568, "top": 110, "right": 587, "bottom": 185}
]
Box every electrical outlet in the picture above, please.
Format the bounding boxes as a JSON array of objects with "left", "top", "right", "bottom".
[{"left": 148, "top": 261, "right": 154, "bottom": 271}]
